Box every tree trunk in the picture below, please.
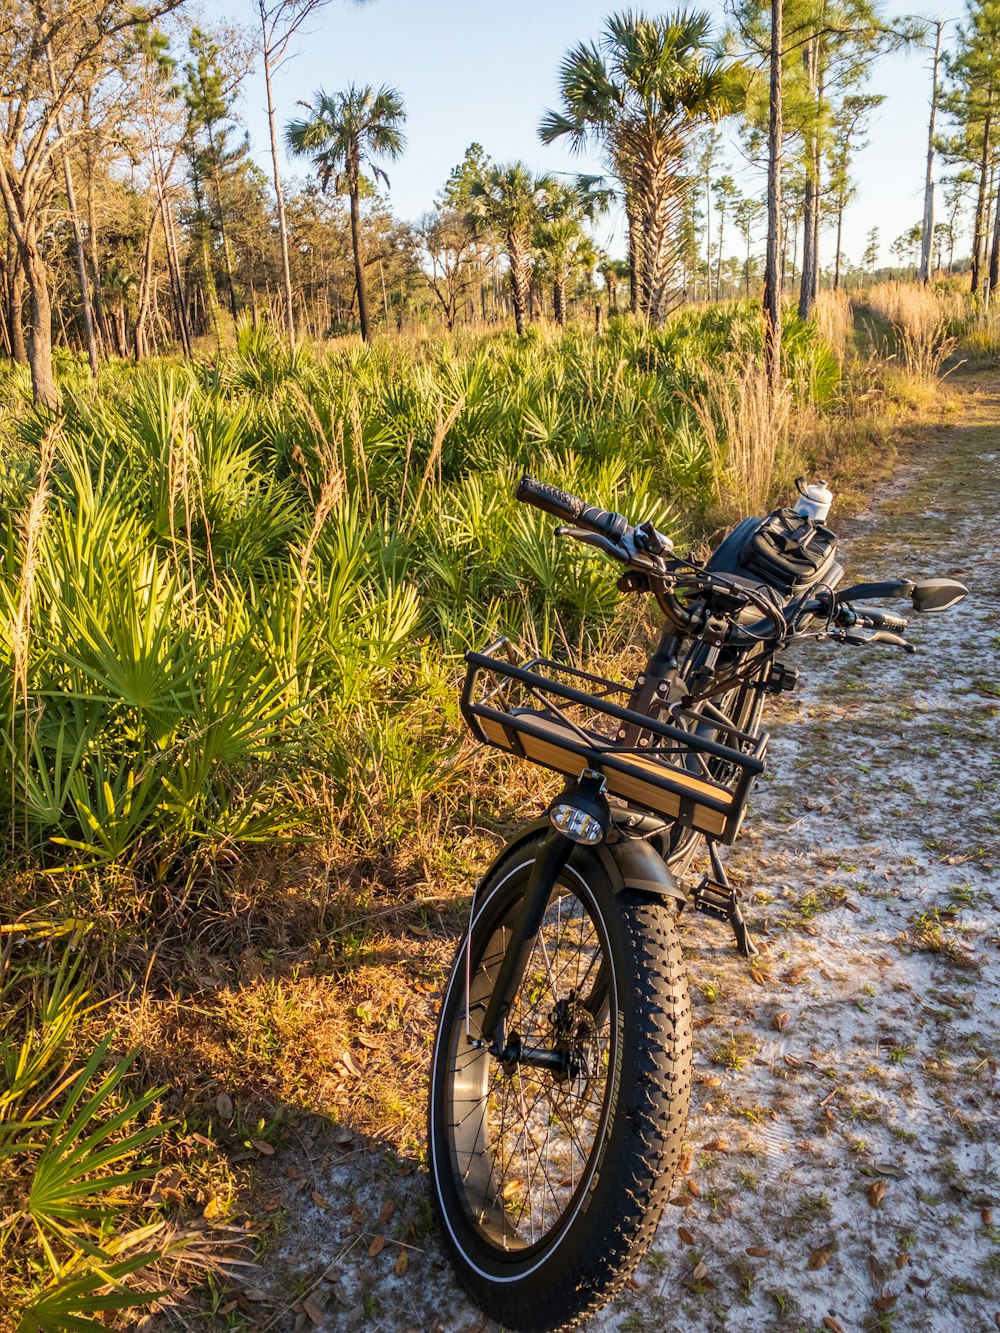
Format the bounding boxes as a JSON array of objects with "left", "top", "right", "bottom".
[
  {"left": 971, "top": 103, "right": 992, "bottom": 297},
  {"left": 133, "top": 208, "right": 158, "bottom": 360},
  {"left": 834, "top": 205, "right": 843, "bottom": 290},
  {"left": 920, "top": 21, "right": 943, "bottom": 284},
  {"left": 989, "top": 171, "right": 1000, "bottom": 292},
  {"left": 156, "top": 174, "right": 191, "bottom": 356},
  {"left": 553, "top": 277, "right": 565, "bottom": 325},
  {"left": 6, "top": 236, "right": 26, "bottom": 364},
  {"left": 798, "top": 38, "right": 821, "bottom": 321},
  {"left": 349, "top": 184, "right": 370, "bottom": 342},
  {"left": 705, "top": 174, "right": 712, "bottom": 301},
  {"left": 206, "top": 123, "right": 239, "bottom": 319},
  {"left": 626, "top": 202, "right": 642, "bottom": 314},
  {"left": 763, "top": 0, "right": 783, "bottom": 392},
  {"left": 507, "top": 235, "right": 529, "bottom": 336},
  {"left": 23, "top": 233, "right": 56, "bottom": 409},
  {"left": 714, "top": 205, "right": 725, "bottom": 301},
  {"left": 261, "top": 21, "right": 296, "bottom": 343},
  {"left": 47, "top": 45, "right": 99, "bottom": 378}
]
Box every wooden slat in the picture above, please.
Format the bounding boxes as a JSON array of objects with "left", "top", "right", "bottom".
[{"left": 479, "top": 712, "right": 733, "bottom": 837}]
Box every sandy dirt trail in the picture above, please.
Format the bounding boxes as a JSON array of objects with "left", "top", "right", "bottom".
[{"left": 262, "top": 377, "right": 999, "bottom": 1333}]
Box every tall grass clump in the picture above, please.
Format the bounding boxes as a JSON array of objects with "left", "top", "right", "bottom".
[
  {"left": 863, "top": 281, "right": 958, "bottom": 382},
  {"left": 687, "top": 357, "right": 791, "bottom": 521},
  {"left": 812, "top": 288, "right": 852, "bottom": 366}
]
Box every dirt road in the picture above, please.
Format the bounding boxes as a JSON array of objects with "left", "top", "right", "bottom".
[{"left": 264, "top": 377, "right": 999, "bottom": 1333}]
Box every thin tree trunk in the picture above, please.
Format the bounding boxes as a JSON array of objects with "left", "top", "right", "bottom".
[
  {"left": 705, "top": 173, "right": 712, "bottom": 300},
  {"left": 971, "top": 103, "right": 992, "bottom": 296},
  {"left": 798, "top": 38, "right": 820, "bottom": 321},
  {"left": 349, "top": 184, "right": 370, "bottom": 341},
  {"left": 989, "top": 171, "right": 1000, "bottom": 292},
  {"left": 763, "top": 0, "right": 783, "bottom": 392},
  {"left": 834, "top": 205, "right": 843, "bottom": 290},
  {"left": 206, "top": 122, "right": 239, "bottom": 319},
  {"left": 715, "top": 205, "right": 725, "bottom": 301},
  {"left": 920, "top": 21, "right": 943, "bottom": 284},
  {"left": 82, "top": 93, "right": 109, "bottom": 349},
  {"left": 261, "top": 14, "right": 296, "bottom": 342},
  {"left": 85, "top": 181, "right": 109, "bottom": 350},
  {"left": 626, "top": 201, "right": 642, "bottom": 314},
  {"left": 6, "top": 234, "right": 26, "bottom": 364},
  {"left": 379, "top": 257, "right": 389, "bottom": 321},
  {"left": 157, "top": 176, "right": 190, "bottom": 356},
  {"left": 133, "top": 208, "right": 158, "bottom": 360},
  {"left": 46, "top": 46, "right": 99, "bottom": 378}
]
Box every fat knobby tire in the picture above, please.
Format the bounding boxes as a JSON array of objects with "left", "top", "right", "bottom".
[{"left": 428, "top": 842, "right": 693, "bottom": 1333}]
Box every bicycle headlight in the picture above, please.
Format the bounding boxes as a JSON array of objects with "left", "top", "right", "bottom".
[
  {"left": 548, "top": 771, "right": 611, "bottom": 845},
  {"left": 549, "top": 802, "right": 605, "bottom": 844}
]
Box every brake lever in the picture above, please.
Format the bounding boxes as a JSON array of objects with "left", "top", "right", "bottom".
[
  {"left": 554, "top": 526, "right": 666, "bottom": 573},
  {"left": 834, "top": 628, "right": 916, "bottom": 654},
  {"left": 554, "top": 526, "right": 631, "bottom": 564}
]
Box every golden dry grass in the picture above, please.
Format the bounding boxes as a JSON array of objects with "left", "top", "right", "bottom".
[
  {"left": 688, "top": 357, "right": 791, "bottom": 521},
  {"left": 862, "top": 282, "right": 960, "bottom": 383},
  {"left": 812, "top": 288, "right": 853, "bottom": 365}
]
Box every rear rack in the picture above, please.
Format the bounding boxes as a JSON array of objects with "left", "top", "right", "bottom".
[{"left": 462, "top": 639, "right": 767, "bottom": 845}]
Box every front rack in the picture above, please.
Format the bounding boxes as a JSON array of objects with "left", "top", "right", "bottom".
[{"left": 461, "top": 638, "right": 768, "bottom": 845}]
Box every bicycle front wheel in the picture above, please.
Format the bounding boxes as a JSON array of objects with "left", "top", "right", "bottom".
[{"left": 428, "top": 835, "right": 692, "bottom": 1332}]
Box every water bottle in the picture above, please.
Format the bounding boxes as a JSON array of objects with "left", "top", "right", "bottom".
[{"left": 793, "top": 477, "right": 833, "bottom": 524}]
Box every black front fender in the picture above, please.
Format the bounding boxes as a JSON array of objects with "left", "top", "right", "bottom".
[
  {"left": 473, "top": 817, "right": 686, "bottom": 910},
  {"left": 595, "top": 835, "right": 687, "bottom": 907}
]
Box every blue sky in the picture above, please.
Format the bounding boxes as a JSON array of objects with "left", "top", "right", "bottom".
[{"left": 203, "top": 0, "right": 971, "bottom": 268}]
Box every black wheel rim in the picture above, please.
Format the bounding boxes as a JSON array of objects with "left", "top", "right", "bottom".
[{"left": 441, "top": 866, "right": 617, "bottom": 1258}]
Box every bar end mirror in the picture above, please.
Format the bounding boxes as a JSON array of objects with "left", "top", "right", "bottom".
[{"left": 911, "top": 578, "right": 968, "bottom": 613}]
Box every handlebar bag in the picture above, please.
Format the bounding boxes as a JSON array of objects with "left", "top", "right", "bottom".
[{"left": 741, "top": 508, "right": 838, "bottom": 594}]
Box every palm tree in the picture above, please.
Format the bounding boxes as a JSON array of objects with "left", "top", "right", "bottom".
[
  {"left": 535, "top": 181, "right": 609, "bottom": 325},
  {"left": 286, "top": 84, "right": 406, "bottom": 342},
  {"left": 540, "top": 10, "right": 745, "bottom": 320},
  {"left": 467, "top": 163, "right": 554, "bottom": 335}
]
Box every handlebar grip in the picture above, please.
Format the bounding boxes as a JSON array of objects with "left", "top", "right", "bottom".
[
  {"left": 851, "top": 605, "right": 910, "bottom": 633},
  {"left": 516, "top": 475, "right": 629, "bottom": 541},
  {"left": 874, "top": 611, "right": 909, "bottom": 633}
]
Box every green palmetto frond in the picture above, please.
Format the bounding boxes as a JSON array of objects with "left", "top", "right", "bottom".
[
  {"left": 12, "top": 1036, "right": 166, "bottom": 1268},
  {"left": 15, "top": 1252, "right": 161, "bottom": 1333}
]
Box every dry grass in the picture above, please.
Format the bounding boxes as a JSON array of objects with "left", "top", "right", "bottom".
[
  {"left": 688, "top": 357, "right": 791, "bottom": 521},
  {"left": 812, "top": 288, "right": 852, "bottom": 365},
  {"left": 862, "top": 282, "right": 960, "bottom": 383}
]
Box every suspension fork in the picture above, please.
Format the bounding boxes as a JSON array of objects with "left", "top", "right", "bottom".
[
  {"left": 478, "top": 824, "right": 575, "bottom": 1059},
  {"left": 477, "top": 770, "right": 611, "bottom": 1060}
]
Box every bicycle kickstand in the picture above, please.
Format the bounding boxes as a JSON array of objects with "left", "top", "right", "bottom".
[{"left": 690, "top": 843, "right": 759, "bottom": 959}]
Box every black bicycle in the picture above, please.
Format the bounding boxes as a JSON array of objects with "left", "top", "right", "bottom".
[{"left": 427, "top": 475, "right": 966, "bottom": 1333}]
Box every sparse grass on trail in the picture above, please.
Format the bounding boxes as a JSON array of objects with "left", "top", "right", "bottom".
[{"left": 0, "top": 288, "right": 986, "bottom": 1328}]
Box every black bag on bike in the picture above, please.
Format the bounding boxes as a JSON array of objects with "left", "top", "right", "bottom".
[{"left": 741, "top": 508, "right": 838, "bottom": 594}]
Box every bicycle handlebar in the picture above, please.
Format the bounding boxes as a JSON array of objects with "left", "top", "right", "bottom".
[
  {"left": 515, "top": 477, "right": 922, "bottom": 653},
  {"left": 516, "top": 475, "right": 629, "bottom": 542}
]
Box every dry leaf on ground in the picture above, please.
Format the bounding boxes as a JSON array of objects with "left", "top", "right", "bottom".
[{"left": 808, "top": 1244, "right": 835, "bottom": 1271}]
